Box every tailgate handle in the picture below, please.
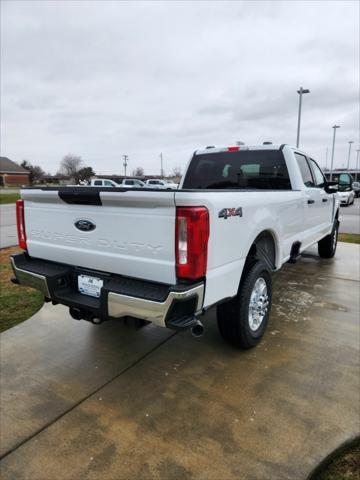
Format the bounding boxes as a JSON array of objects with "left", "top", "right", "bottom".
[
  {"left": 58, "top": 189, "right": 102, "bottom": 206},
  {"left": 307, "top": 199, "right": 315, "bottom": 204}
]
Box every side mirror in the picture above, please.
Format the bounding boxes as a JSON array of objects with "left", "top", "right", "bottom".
[{"left": 325, "top": 181, "right": 338, "bottom": 194}]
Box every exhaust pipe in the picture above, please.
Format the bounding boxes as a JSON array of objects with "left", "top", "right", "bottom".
[
  {"left": 91, "top": 317, "right": 102, "bottom": 325},
  {"left": 69, "top": 307, "right": 83, "bottom": 320},
  {"left": 191, "top": 320, "right": 204, "bottom": 338}
]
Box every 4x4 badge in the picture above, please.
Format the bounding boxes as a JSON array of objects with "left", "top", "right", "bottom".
[{"left": 218, "top": 207, "right": 243, "bottom": 219}]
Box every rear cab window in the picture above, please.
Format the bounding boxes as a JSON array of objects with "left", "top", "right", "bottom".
[{"left": 182, "top": 149, "right": 292, "bottom": 190}]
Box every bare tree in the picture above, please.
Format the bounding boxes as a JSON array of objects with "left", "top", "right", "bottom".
[
  {"left": 59, "top": 154, "right": 83, "bottom": 181},
  {"left": 31, "top": 165, "right": 45, "bottom": 183},
  {"left": 20, "top": 160, "right": 45, "bottom": 184},
  {"left": 78, "top": 166, "right": 95, "bottom": 181},
  {"left": 172, "top": 166, "right": 182, "bottom": 177},
  {"left": 132, "top": 167, "right": 144, "bottom": 177}
]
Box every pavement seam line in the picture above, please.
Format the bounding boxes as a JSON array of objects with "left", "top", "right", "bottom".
[{"left": 0, "top": 330, "right": 178, "bottom": 462}]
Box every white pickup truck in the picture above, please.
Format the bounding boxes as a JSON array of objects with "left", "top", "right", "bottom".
[
  {"left": 90, "top": 178, "right": 145, "bottom": 188},
  {"left": 144, "top": 179, "right": 178, "bottom": 189},
  {"left": 11, "top": 144, "right": 340, "bottom": 349}
]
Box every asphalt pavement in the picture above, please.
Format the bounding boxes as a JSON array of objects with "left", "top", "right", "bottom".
[
  {"left": 0, "top": 204, "right": 17, "bottom": 249},
  {"left": 339, "top": 197, "right": 360, "bottom": 234},
  {"left": 1, "top": 242, "right": 359, "bottom": 479}
]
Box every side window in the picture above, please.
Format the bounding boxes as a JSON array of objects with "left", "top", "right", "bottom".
[
  {"left": 94, "top": 180, "right": 102, "bottom": 186},
  {"left": 295, "top": 153, "right": 314, "bottom": 187},
  {"left": 125, "top": 180, "right": 134, "bottom": 185},
  {"left": 309, "top": 159, "right": 325, "bottom": 188},
  {"left": 104, "top": 180, "right": 113, "bottom": 186}
]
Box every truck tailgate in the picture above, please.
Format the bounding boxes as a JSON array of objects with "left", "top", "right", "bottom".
[{"left": 21, "top": 188, "right": 176, "bottom": 284}]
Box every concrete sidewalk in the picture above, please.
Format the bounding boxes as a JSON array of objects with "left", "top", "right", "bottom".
[{"left": 0, "top": 243, "right": 359, "bottom": 479}]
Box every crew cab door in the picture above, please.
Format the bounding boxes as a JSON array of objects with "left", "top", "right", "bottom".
[
  {"left": 308, "top": 158, "right": 333, "bottom": 234},
  {"left": 294, "top": 152, "right": 323, "bottom": 245}
]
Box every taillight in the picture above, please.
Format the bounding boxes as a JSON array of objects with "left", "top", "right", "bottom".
[
  {"left": 16, "top": 199, "right": 27, "bottom": 250},
  {"left": 175, "top": 207, "right": 209, "bottom": 280}
]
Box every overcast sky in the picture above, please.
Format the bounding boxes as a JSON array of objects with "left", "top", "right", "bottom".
[{"left": 1, "top": 0, "right": 358, "bottom": 175}]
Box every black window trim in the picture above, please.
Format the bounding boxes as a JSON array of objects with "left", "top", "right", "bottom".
[
  {"left": 308, "top": 157, "right": 326, "bottom": 189},
  {"left": 294, "top": 151, "right": 316, "bottom": 188}
]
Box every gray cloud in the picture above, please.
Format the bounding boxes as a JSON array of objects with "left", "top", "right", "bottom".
[{"left": 1, "top": 0, "right": 359, "bottom": 175}]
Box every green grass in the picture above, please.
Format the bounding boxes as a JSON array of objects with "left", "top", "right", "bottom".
[
  {"left": 338, "top": 233, "right": 360, "bottom": 244},
  {"left": 0, "top": 193, "right": 20, "bottom": 204},
  {"left": 314, "top": 440, "right": 360, "bottom": 480},
  {"left": 0, "top": 247, "right": 44, "bottom": 332}
]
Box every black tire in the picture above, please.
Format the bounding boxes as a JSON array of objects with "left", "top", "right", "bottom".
[
  {"left": 318, "top": 219, "right": 339, "bottom": 258},
  {"left": 217, "top": 260, "right": 272, "bottom": 349}
]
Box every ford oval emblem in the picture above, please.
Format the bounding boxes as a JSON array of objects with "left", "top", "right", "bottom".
[{"left": 74, "top": 219, "right": 96, "bottom": 232}]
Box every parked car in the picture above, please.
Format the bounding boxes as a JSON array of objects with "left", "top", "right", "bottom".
[
  {"left": 89, "top": 179, "right": 119, "bottom": 187},
  {"left": 145, "top": 179, "right": 178, "bottom": 189},
  {"left": 338, "top": 188, "right": 355, "bottom": 206},
  {"left": 90, "top": 178, "right": 145, "bottom": 188},
  {"left": 352, "top": 181, "right": 360, "bottom": 198},
  {"left": 11, "top": 144, "right": 340, "bottom": 349},
  {"left": 120, "top": 178, "right": 145, "bottom": 188}
]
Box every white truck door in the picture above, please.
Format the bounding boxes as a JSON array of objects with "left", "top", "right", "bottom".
[
  {"left": 309, "top": 158, "right": 333, "bottom": 234},
  {"left": 294, "top": 152, "right": 323, "bottom": 246}
]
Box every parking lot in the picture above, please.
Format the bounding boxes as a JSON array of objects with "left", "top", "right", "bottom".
[
  {"left": 338, "top": 197, "right": 360, "bottom": 234},
  {"left": 1, "top": 242, "right": 359, "bottom": 480}
]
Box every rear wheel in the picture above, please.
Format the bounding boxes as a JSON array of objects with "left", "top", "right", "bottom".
[
  {"left": 318, "top": 219, "right": 339, "bottom": 258},
  {"left": 217, "top": 260, "right": 272, "bottom": 349}
]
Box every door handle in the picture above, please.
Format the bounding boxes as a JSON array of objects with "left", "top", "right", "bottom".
[
  {"left": 322, "top": 198, "right": 328, "bottom": 202},
  {"left": 307, "top": 199, "right": 315, "bottom": 204}
]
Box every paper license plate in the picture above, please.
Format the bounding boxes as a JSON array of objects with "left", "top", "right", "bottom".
[{"left": 78, "top": 274, "right": 103, "bottom": 298}]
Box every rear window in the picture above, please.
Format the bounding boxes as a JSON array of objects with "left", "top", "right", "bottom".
[{"left": 182, "top": 150, "right": 291, "bottom": 190}]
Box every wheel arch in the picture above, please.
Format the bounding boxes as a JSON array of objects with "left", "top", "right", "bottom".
[{"left": 245, "top": 229, "right": 279, "bottom": 271}]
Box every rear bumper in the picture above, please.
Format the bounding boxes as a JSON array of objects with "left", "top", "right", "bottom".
[{"left": 11, "top": 253, "right": 204, "bottom": 329}]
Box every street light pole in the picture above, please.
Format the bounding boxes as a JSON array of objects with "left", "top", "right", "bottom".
[
  {"left": 160, "top": 152, "right": 164, "bottom": 178},
  {"left": 325, "top": 147, "right": 328, "bottom": 170},
  {"left": 296, "top": 86, "right": 310, "bottom": 148},
  {"left": 122, "top": 155, "right": 128, "bottom": 178},
  {"left": 330, "top": 125, "right": 340, "bottom": 181},
  {"left": 346, "top": 141, "right": 354, "bottom": 170},
  {"left": 356, "top": 149, "right": 360, "bottom": 173}
]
